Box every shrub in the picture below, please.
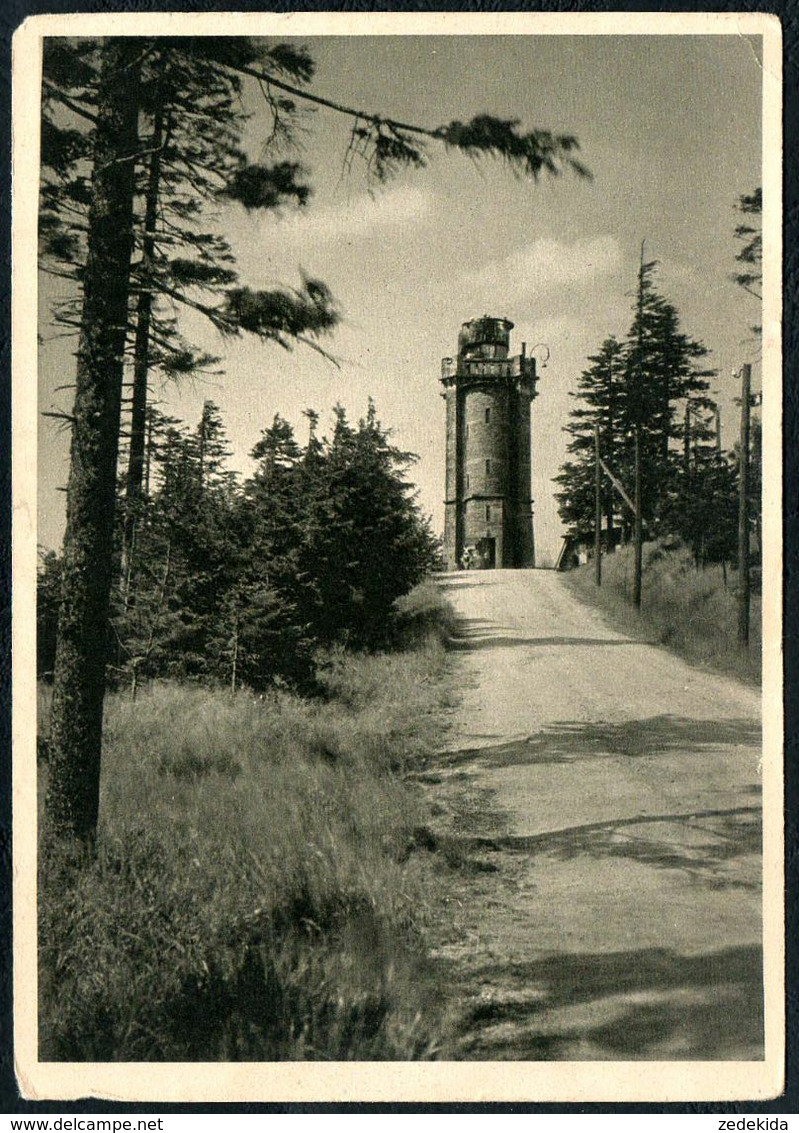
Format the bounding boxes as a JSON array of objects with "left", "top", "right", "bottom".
[{"left": 390, "top": 579, "right": 459, "bottom": 649}]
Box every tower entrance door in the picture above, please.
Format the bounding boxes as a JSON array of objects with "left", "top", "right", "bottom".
[{"left": 476, "top": 536, "right": 496, "bottom": 569}]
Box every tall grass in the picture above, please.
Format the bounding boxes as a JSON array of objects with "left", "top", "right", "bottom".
[
  {"left": 564, "top": 542, "right": 761, "bottom": 685},
  {"left": 38, "top": 584, "right": 456, "bottom": 1061}
]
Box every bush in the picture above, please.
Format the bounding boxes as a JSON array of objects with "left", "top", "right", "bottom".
[{"left": 389, "top": 579, "right": 459, "bottom": 649}]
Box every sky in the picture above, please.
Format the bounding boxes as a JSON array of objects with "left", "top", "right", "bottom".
[{"left": 38, "top": 33, "right": 764, "bottom": 565}]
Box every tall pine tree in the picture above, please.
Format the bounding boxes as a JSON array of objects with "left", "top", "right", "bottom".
[
  {"left": 556, "top": 259, "right": 717, "bottom": 547},
  {"left": 46, "top": 40, "right": 144, "bottom": 840}
]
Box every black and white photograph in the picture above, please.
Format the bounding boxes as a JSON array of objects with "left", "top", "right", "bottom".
[{"left": 12, "top": 11, "right": 782, "bottom": 1104}]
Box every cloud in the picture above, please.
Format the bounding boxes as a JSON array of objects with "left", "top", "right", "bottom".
[
  {"left": 655, "top": 254, "right": 703, "bottom": 292},
  {"left": 462, "top": 235, "right": 623, "bottom": 308},
  {"left": 264, "top": 184, "right": 436, "bottom": 247}
]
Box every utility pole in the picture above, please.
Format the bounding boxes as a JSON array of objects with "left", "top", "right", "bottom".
[
  {"left": 737, "top": 363, "right": 751, "bottom": 646},
  {"left": 634, "top": 424, "right": 643, "bottom": 607},
  {"left": 684, "top": 402, "right": 691, "bottom": 479},
  {"left": 594, "top": 425, "right": 602, "bottom": 586},
  {"left": 751, "top": 414, "right": 761, "bottom": 554},
  {"left": 633, "top": 240, "right": 645, "bottom": 609}
]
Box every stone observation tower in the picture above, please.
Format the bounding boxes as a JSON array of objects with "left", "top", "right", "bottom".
[{"left": 441, "top": 316, "right": 538, "bottom": 571}]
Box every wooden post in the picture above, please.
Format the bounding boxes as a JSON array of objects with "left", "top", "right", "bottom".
[
  {"left": 737, "top": 364, "right": 751, "bottom": 646},
  {"left": 633, "top": 423, "right": 643, "bottom": 608},
  {"left": 594, "top": 426, "right": 602, "bottom": 586},
  {"left": 752, "top": 416, "right": 762, "bottom": 555}
]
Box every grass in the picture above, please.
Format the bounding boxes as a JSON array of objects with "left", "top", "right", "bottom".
[
  {"left": 38, "top": 582, "right": 457, "bottom": 1061},
  {"left": 563, "top": 542, "right": 762, "bottom": 686}
]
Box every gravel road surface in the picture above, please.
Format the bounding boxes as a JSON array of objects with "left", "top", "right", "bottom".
[{"left": 427, "top": 569, "right": 763, "bottom": 1061}]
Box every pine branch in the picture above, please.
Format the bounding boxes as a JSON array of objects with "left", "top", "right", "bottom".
[
  {"left": 42, "top": 79, "right": 99, "bottom": 124},
  {"left": 222, "top": 61, "right": 592, "bottom": 183}
]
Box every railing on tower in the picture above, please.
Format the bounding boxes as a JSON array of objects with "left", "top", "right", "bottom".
[{"left": 441, "top": 356, "right": 535, "bottom": 380}]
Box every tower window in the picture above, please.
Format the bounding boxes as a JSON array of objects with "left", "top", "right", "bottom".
[
  {"left": 485, "top": 505, "right": 491, "bottom": 521},
  {"left": 466, "top": 424, "right": 470, "bottom": 439},
  {"left": 485, "top": 459, "right": 491, "bottom": 475},
  {"left": 485, "top": 407, "right": 491, "bottom": 423},
  {"left": 466, "top": 474, "right": 470, "bottom": 489}
]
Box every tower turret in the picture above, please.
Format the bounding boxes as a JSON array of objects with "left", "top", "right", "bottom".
[{"left": 441, "top": 316, "right": 538, "bottom": 570}]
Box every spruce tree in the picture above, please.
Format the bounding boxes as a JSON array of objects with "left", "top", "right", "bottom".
[
  {"left": 554, "top": 336, "right": 626, "bottom": 543},
  {"left": 298, "top": 402, "right": 438, "bottom": 649},
  {"left": 112, "top": 401, "right": 240, "bottom": 691},
  {"left": 556, "top": 260, "right": 717, "bottom": 546}
]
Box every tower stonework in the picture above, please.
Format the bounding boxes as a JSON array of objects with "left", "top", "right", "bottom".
[{"left": 441, "top": 316, "right": 538, "bottom": 571}]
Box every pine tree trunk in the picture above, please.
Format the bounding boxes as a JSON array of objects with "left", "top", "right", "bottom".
[
  {"left": 122, "top": 96, "right": 166, "bottom": 599},
  {"left": 144, "top": 407, "right": 154, "bottom": 497},
  {"left": 46, "top": 39, "right": 144, "bottom": 843}
]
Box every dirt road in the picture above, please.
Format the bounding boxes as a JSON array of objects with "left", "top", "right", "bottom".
[{"left": 427, "top": 569, "right": 763, "bottom": 1060}]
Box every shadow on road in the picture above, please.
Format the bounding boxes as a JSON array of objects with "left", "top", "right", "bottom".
[
  {"left": 436, "top": 579, "right": 489, "bottom": 591},
  {"left": 463, "top": 805, "right": 761, "bottom": 890},
  {"left": 455, "top": 943, "right": 764, "bottom": 1060},
  {"left": 444, "top": 714, "right": 761, "bottom": 768},
  {"left": 451, "top": 634, "right": 648, "bottom": 650},
  {"left": 449, "top": 616, "right": 646, "bottom": 651}
]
